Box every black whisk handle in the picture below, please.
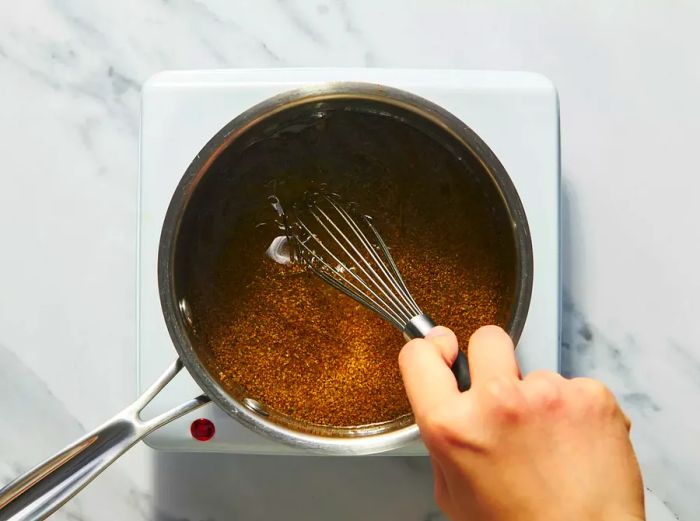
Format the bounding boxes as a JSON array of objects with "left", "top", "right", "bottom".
[{"left": 452, "top": 350, "right": 471, "bottom": 392}]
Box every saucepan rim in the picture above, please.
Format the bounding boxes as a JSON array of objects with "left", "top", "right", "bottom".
[{"left": 157, "top": 82, "right": 534, "bottom": 455}]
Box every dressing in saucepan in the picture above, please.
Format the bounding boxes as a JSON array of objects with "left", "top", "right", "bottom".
[{"left": 175, "top": 107, "right": 517, "bottom": 428}]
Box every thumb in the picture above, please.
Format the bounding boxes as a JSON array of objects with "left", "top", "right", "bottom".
[{"left": 399, "top": 326, "right": 461, "bottom": 422}]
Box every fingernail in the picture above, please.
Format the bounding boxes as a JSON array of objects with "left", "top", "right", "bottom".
[{"left": 426, "top": 328, "right": 449, "bottom": 339}]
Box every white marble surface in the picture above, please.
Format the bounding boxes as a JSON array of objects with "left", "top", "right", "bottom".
[{"left": 0, "top": 1, "right": 698, "bottom": 519}]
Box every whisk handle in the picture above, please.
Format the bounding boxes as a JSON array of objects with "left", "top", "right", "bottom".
[{"left": 452, "top": 350, "right": 470, "bottom": 392}]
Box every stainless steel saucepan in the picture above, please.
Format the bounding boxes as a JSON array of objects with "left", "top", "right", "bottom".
[{"left": 0, "top": 82, "right": 533, "bottom": 520}]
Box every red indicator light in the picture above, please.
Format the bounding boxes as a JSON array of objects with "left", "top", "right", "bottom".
[{"left": 190, "top": 418, "right": 215, "bottom": 441}]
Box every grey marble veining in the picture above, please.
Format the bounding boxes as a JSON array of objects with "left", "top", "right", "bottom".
[{"left": 1, "top": 1, "right": 698, "bottom": 519}]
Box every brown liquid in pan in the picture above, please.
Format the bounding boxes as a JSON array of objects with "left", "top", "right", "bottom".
[{"left": 176, "top": 106, "right": 517, "bottom": 428}]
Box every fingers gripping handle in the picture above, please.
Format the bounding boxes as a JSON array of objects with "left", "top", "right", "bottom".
[{"left": 404, "top": 314, "right": 471, "bottom": 392}]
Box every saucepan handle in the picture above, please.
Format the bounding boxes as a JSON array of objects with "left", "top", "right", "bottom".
[{"left": 0, "top": 359, "right": 209, "bottom": 521}]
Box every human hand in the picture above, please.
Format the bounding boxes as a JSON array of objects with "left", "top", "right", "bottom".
[{"left": 399, "top": 325, "right": 645, "bottom": 521}]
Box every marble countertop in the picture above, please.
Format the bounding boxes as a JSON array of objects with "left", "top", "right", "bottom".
[{"left": 1, "top": 1, "right": 698, "bottom": 520}]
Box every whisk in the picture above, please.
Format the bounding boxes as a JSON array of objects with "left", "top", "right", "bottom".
[{"left": 287, "top": 192, "right": 470, "bottom": 392}]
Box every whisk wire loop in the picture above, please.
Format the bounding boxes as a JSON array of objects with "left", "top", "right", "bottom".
[
  {"left": 290, "top": 193, "right": 425, "bottom": 329},
  {"left": 293, "top": 216, "right": 408, "bottom": 329},
  {"left": 326, "top": 198, "right": 423, "bottom": 317},
  {"left": 309, "top": 204, "right": 416, "bottom": 323}
]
